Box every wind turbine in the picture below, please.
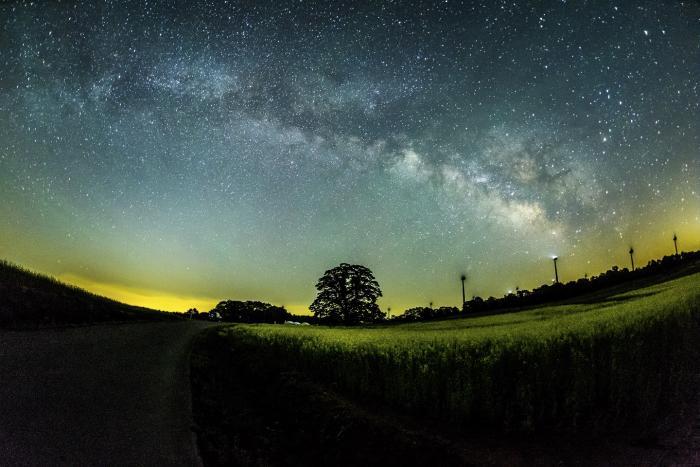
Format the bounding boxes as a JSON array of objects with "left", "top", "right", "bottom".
[
  {"left": 673, "top": 233, "right": 679, "bottom": 256},
  {"left": 460, "top": 274, "right": 466, "bottom": 308},
  {"left": 629, "top": 247, "right": 635, "bottom": 271},
  {"left": 552, "top": 256, "right": 559, "bottom": 284}
]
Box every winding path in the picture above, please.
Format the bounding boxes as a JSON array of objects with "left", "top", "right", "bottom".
[{"left": 0, "top": 321, "right": 211, "bottom": 466}]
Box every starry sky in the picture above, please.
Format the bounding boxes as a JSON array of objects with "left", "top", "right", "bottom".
[{"left": 1, "top": 1, "right": 698, "bottom": 314}]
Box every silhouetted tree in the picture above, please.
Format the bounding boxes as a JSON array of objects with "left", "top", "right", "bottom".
[{"left": 310, "top": 263, "right": 384, "bottom": 324}]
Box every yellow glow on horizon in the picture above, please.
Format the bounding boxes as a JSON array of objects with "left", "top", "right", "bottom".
[
  {"left": 284, "top": 304, "right": 312, "bottom": 316},
  {"left": 57, "top": 273, "right": 219, "bottom": 313},
  {"left": 2, "top": 200, "right": 695, "bottom": 317},
  {"left": 56, "top": 273, "right": 314, "bottom": 315}
]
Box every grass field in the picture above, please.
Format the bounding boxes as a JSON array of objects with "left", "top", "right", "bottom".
[{"left": 212, "top": 272, "right": 700, "bottom": 435}]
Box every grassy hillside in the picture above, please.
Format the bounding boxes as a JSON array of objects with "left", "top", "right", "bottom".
[
  {"left": 0, "top": 260, "right": 176, "bottom": 327},
  {"left": 198, "top": 272, "right": 700, "bottom": 444}
]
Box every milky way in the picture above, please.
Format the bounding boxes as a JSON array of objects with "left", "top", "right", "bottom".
[{"left": 1, "top": 1, "right": 698, "bottom": 313}]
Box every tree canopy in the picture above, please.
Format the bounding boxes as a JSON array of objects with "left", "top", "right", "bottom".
[
  {"left": 211, "top": 300, "right": 290, "bottom": 323},
  {"left": 399, "top": 306, "right": 458, "bottom": 322},
  {"left": 310, "top": 263, "right": 384, "bottom": 324}
]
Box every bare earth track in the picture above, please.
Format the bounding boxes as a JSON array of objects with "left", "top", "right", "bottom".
[{"left": 0, "top": 321, "right": 212, "bottom": 466}]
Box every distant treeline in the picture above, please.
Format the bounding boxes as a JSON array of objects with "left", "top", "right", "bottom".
[
  {"left": 188, "top": 250, "right": 700, "bottom": 325},
  {"left": 183, "top": 300, "right": 316, "bottom": 324},
  {"left": 0, "top": 260, "right": 175, "bottom": 328},
  {"left": 395, "top": 250, "right": 700, "bottom": 322}
]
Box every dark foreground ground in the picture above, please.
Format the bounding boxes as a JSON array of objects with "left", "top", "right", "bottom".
[
  {"left": 0, "top": 321, "right": 212, "bottom": 466},
  {"left": 0, "top": 319, "right": 697, "bottom": 465},
  {"left": 191, "top": 327, "right": 700, "bottom": 467}
]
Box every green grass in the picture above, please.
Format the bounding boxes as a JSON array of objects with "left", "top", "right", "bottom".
[{"left": 215, "top": 273, "right": 700, "bottom": 434}]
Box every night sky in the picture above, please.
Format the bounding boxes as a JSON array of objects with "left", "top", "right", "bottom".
[{"left": 1, "top": 1, "right": 698, "bottom": 314}]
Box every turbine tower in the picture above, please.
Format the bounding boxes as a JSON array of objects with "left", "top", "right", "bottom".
[
  {"left": 629, "top": 247, "right": 635, "bottom": 271},
  {"left": 673, "top": 233, "right": 679, "bottom": 256},
  {"left": 552, "top": 256, "right": 559, "bottom": 284},
  {"left": 460, "top": 274, "right": 466, "bottom": 308}
]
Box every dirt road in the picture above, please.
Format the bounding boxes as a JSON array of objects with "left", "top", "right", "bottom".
[{"left": 0, "top": 321, "right": 212, "bottom": 466}]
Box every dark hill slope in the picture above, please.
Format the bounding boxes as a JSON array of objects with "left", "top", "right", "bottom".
[{"left": 0, "top": 260, "right": 176, "bottom": 328}]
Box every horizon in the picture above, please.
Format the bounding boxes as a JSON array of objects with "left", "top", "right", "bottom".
[
  {"left": 1, "top": 1, "right": 698, "bottom": 313},
  {"left": 2, "top": 244, "right": 696, "bottom": 315}
]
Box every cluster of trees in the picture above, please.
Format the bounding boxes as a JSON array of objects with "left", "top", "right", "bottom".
[
  {"left": 211, "top": 300, "right": 290, "bottom": 323},
  {"left": 184, "top": 308, "right": 219, "bottom": 321},
  {"left": 185, "top": 301, "right": 291, "bottom": 324},
  {"left": 458, "top": 251, "right": 700, "bottom": 316},
  {"left": 186, "top": 263, "right": 387, "bottom": 326},
  {"left": 400, "top": 306, "right": 459, "bottom": 322},
  {"left": 387, "top": 250, "right": 700, "bottom": 322},
  {"left": 188, "top": 250, "right": 699, "bottom": 327}
]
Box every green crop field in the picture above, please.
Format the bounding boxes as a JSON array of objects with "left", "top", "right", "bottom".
[{"left": 213, "top": 273, "right": 700, "bottom": 435}]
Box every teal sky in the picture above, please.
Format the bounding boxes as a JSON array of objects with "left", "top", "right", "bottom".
[{"left": 1, "top": 1, "right": 698, "bottom": 313}]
